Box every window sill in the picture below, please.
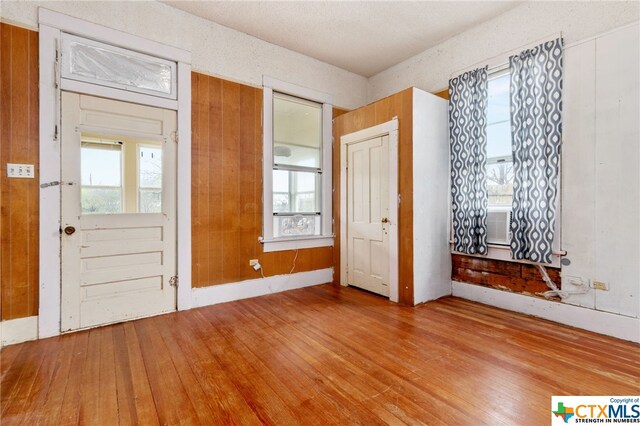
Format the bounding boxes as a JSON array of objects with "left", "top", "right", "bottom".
[
  {"left": 450, "top": 242, "right": 564, "bottom": 268},
  {"left": 262, "top": 235, "right": 334, "bottom": 253}
]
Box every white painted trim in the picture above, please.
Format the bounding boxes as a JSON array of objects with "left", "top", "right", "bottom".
[
  {"left": 340, "top": 119, "right": 399, "bottom": 303},
  {"left": 262, "top": 236, "right": 333, "bottom": 252},
  {"left": 38, "top": 9, "right": 191, "bottom": 63},
  {"left": 321, "top": 103, "right": 333, "bottom": 237},
  {"left": 451, "top": 244, "right": 562, "bottom": 268},
  {"left": 60, "top": 80, "right": 178, "bottom": 110},
  {"left": 262, "top": 76, "right": 332, "bottom": 104},
  {"left": 261, "top": 77, "right": 333, "bottom": 251},
  {"left": 262, "top": 86, "right": 275, "bottom": 242},
  {"left": 191, "top": 268, "right": 333, "bottom": 308},
  {"left": 38, "top": 9, "right": 193, "bottom": 335},
  {"left": 176, "top": 61, "right": 192, "bottom": 311},
  {"left": 38, "top": 23, "right": 62, "bottom": 339},
  {"left": 452, "top": 281, "right": 640, "bottom": 343},
  {"left": 1, "top": 317, "right": 39, "bottom": 347}
]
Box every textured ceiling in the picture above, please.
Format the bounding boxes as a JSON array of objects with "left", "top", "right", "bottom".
[{"left": 163, "top": 1, "right": 522, "bottom": 77}]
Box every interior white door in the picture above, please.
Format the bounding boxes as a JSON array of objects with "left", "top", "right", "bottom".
[
  {"left": 347, "top": 135, "right": 390, "bottom": 296},
  {"left": 61, "top": 93, "right": 177, "bottom": 331}
]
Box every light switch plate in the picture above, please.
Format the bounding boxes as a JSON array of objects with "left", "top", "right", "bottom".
[{"left": 7, "top": 163, "right": 35, "bottom": 178}]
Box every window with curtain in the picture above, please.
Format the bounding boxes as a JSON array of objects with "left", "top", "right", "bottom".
[
  {"left": 449, "top": 38, "right": 563, "bottom": 264},
  {"left": 449, "top": 67, "right": 489, "bottom": 255},
  {"left": 509, "top": 38, "right": 564, "bottom": 264}
]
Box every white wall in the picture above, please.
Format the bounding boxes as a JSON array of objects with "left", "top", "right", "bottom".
[
  {"left": 0, "top": 1, "right": 368, "bottom": 110},
  {"left": 412, "top": 88, "right": 451, "bottom": 304},
  {"left": 368, "top": 1, "right": 639, "bottom": 102},
  {"left": 562, "top": 23, "right": 640, "bottom": 319}
]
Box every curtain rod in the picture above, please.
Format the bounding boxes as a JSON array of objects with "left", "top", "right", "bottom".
[{"left": 449, "top": 31, "right": 563, "bottom": 80}]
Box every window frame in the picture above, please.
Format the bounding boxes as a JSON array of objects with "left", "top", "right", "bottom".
[{"left": 262, "top": 77, "right": 333, "bottom": 252}]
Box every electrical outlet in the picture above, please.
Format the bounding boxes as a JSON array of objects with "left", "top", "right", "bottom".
[
  {"left": 249, "top": 259, "right": 259, "bottom": 267},
  {"left": 7, "top": 163, "right": 35, "bottom": 178},
  {"left": 591, "top": 280, "right": 609, "bottom": 291}
]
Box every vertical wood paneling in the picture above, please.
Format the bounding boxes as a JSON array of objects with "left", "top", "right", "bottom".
[
  {"left": 191, "top": 72, "right": 333, "bottom": 287},
  {"left": 332, "top": 89, "right": 415, "bottom": 305},
  {"left": 0, "top": 23, "right": 39, "bottom": 320}
]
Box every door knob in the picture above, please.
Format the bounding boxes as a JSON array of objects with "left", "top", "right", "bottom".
[
  {"left": 381, "top": 217, "right": 389, "bottom": 224},
  {"left": 63, "top": 226, "right": 76, "bottom": 235}
]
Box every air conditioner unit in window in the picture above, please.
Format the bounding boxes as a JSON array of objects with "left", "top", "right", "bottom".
[{"left": 487, "top": 207, "right": 512, "bottom": 245}]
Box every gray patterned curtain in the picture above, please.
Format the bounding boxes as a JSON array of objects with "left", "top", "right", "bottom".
[
  {"left": 449, "top": 67, "right": 489, "bottom": 255},
  {"left": 509, "top": 38, "right": 563, "bottom": 264}
]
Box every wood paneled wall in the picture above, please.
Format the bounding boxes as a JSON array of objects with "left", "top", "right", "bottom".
[
  {"left": 191, "top": 72, "right": 334, "bottom": 287},
  {"left": 332, "top": 89, "right": 415, "bottom": 305},
  {"left": 0, "top": 23, "right": 39, "bottom": 320}
]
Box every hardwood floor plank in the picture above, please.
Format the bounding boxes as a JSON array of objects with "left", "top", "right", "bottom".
[
  {"left": 134, "top": 317, "right": 201, "bottom": 425},
  {"left": 58, "top": 331, "right": 89, "bottom": 425},
  {"left": 1, "top": 285, "right": 639, "bottom": 426}
]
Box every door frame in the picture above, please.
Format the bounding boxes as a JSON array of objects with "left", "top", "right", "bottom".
[
  {"left": 38, "top": 9, "right": 192, "bottom": 338},
  {"left": 340, "top": 119, "right": 399, "bottom": 303}
]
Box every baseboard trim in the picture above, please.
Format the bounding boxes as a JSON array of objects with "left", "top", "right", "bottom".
[
  {"left": 192, "top": 268, "right": 333, "bottom": 308},
  {"left": 451, "top": 281, "right": 640, "bottom": 343},
  {"left": 1, "top": 316, "right": 39, "bottom": 347}
]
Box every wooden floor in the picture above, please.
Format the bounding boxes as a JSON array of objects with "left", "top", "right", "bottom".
[{"left": 2, "top": 284, "right": 639, "bottom": 425}]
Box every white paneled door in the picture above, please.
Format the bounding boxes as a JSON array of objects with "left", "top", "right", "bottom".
[
  {"left": 347, "top": 135, "right": 390, "bottom": 296},
  {"left": 61, "top": 93, "right": 177, "bottom": 331}
]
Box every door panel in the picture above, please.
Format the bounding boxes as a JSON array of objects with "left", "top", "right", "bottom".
[
  {"left": 61, "top": 92, "right": 177, "bottom": 331},
  {"left": 347, "top": 135, "right": 390, "bottom": 296}
]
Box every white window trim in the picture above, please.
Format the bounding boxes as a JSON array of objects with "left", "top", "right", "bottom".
[
  {"left": 261, "top": 76, "right": 333, "bottom": 252},
  {"left": 38, "top": 8, "right": 192, "bottom": 338}
]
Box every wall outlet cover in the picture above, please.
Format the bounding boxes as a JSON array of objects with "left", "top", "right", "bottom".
[
  {"left": 6, "top": 163, "right": 35, "bottom": 178},
  {"left": 591, "top": 280, "right": 609, "bottom": 291}
]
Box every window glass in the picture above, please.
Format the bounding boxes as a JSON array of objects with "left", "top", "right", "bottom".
[
  {"left": 81, "top": 135, "right": 164, "bottom": 214},
  {"left": 62, "top": 33, "right": 176, "bottom": 99},
  {"left": 272, "top": 170, "right": 319, "bottom": 214},
  {"left": 486, "top": 72, "right": 514, "bottom": 207},
  {"left": 273, "top": 93, "right": 322, "bottom": 169},
  {"left": 81, "top": 141, "right": 122, "bottom": 214},
  {"left": 139, "top": 146, "right": 162, "bottom": 213}
]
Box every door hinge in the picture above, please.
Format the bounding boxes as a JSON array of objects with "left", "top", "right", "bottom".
[
  {"left": 169, "top": 276, "right": 178, "bottom": 287},
  {"left": 171, "top": 131, "right": 178, "bottom": 144}
]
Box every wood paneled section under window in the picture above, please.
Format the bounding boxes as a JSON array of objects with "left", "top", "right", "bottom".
[
  {"left": 0, "top": 23, "right": 39, "bottom": 320},
  {"left": 451, "top": 254, "right": 561, "bottom": 296},
  {"left": 191, "top": 73, "right": 334, "bottom": 287},
  {"left": 332, "top": 89, "right": 414, "bottom": 305}
]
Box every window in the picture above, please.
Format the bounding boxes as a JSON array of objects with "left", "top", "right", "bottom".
[
  {"left": 61, "top": 33, "right": 177, "bottom": 99},
  {"left": 486, "top": 70, "right": 514, "bottom": 208},
  {"left": 81, "top": 140, "right": 123, "bottom": 214},
  {"left": 80, "top": 135, "right": 164, "bottom": 214},
  {"left": 138, "top": 146, "right": 163, "bottom": 213},
  {"left": 262, "top": 77, "right": 333, "bottom": 252}
]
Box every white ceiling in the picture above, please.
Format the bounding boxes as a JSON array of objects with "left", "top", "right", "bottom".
[{"left": 163, "top": 1, "right": 522, "bottom": 77}]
